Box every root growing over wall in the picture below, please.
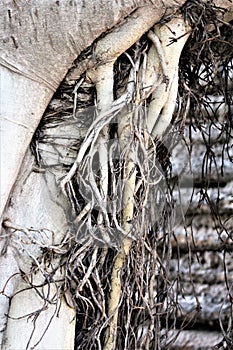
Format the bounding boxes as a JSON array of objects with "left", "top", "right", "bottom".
[{"left": 2, "top": 1, "right": 233, "bottom": 349}]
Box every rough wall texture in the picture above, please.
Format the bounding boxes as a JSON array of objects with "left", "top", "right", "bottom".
[{"left": 170, "top": 135, "right": 233, "bottom": 348}]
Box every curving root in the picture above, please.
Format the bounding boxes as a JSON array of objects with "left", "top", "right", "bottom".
[
  {"left": 104, "top": 16, "right": 191, "bottom": 348},
  {"left": 60, "top": 13, "right": 191, "bottom": 350},
  {"left": 146, "top": 16, "right": 191, "bottom": 138}
]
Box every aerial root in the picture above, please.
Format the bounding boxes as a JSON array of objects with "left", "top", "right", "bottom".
[
  {"left": 146, "top": 16, "right": 191, "bottom": 138},
  {"left": 59, "top": 13, "right": 192, "bottom": 350},
  {"left": 65, "top": 4, "right": 177, "bottom": 84}
]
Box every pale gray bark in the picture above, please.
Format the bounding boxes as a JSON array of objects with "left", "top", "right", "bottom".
[{"left": 0, "top": 0, "right": 186, "bottom": 219}]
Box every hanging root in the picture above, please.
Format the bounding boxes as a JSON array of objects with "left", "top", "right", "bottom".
[
  {"left": 65, "top": 2, "right": 184, "bottom": 84},
  {"left": 103, "top": 16, "right": 191, "bottom": 348},
  {"left": 103, "top": 149, "right": 137, "bottom": 350},
  {"left": 3, "top": 1, "right": 232, "bottom": 348},
  {"left": 58, "top": 12, "right": 192, "bottom": 350}
]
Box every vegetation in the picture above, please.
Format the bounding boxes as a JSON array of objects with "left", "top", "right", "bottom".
[{"left": 1, "top": 0, "right": 232, "bottom": 349}]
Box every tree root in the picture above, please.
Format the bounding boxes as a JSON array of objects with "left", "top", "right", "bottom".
[
  {"left": 60, "top": 13, "right": 192, "bottom": 350},
  {"left": 65, "top": 2, "right": 185, "bottom": 84}
]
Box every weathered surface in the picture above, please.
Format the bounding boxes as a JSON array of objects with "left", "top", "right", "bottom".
[
  {"left": 0, "top": 1, "right": 232, "bottom": 349},
  {"left": 1, "top": 2, "right": 189, "bottom": 348},
  {"left": 0, "top": 0, "right": 187, "bottom": 218},
  {"left": 0, "top": 0, "right": 190, "bottom": 87},
  {"left": 171, "top": 330, "right": 224, "bottom": 349},
  {"left": 167, "top": 121, "right": 233, "bottom": 348},
  {"left": 1, "top": 0, "right": 232, "bottom": 218},
  {"left": 0, "top": 148, "right": 76, "bottom": 349}
]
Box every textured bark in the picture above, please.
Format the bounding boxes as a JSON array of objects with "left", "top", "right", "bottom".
[
  {"left": 0, "top": 0, "right": 187, "bottom": 219},
  {"left": 0, "top": 67, "right": 51, "bottom": 217},
  {"left": 0, "top": 2, "right": 187, "bottom": 348},
  {"left": 3, "top": 281, "right": 76, "bottom": 350},
  {"left": 0, "top": 149, "right": 76, "bottom": 349}
]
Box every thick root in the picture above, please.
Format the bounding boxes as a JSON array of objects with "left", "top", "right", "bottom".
[
  {"left": 61, "top": 13, "right": 192, "bottom": 350},
  {"left": 146, "top": 15, "right": 191, "bottom": 138}
]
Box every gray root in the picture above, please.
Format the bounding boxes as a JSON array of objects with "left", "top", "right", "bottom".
[
  {"left": 60, "top": 14, "right": 192, "bottom": 350},
  {"left": 65, "top": 2, "right": 184, "bottom": 84}
]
